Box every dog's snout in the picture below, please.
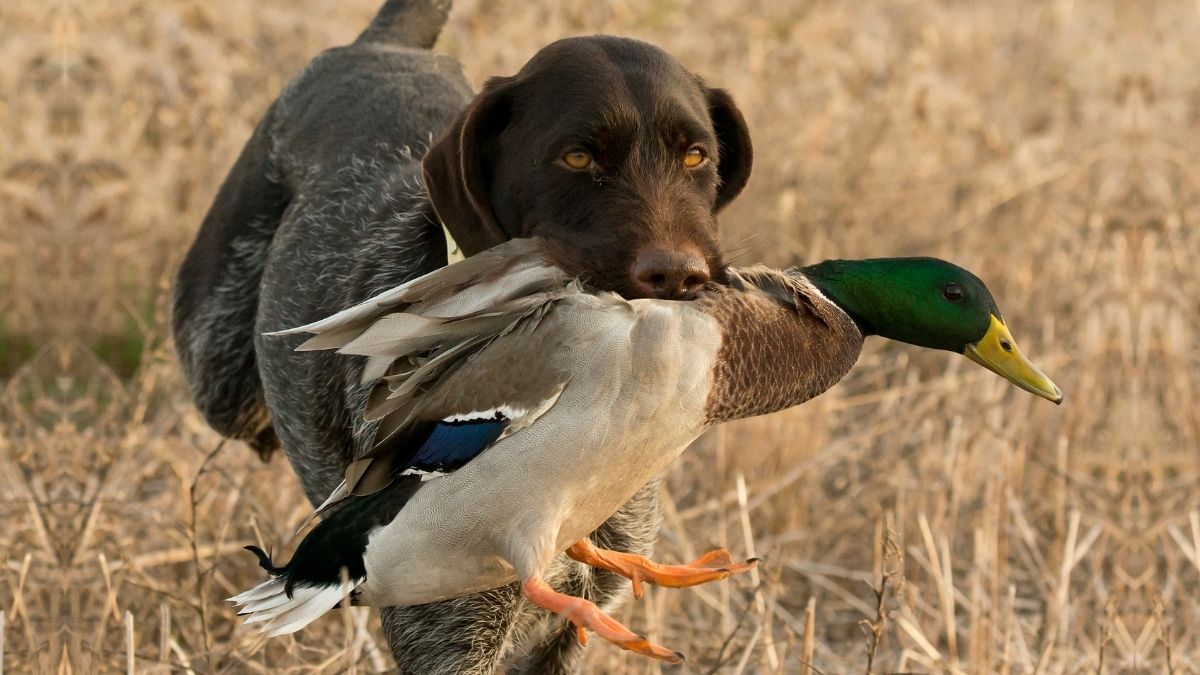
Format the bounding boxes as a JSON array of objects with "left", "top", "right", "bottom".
[{"left": 632, "top": 247, "right": 710, "bottom": 300}]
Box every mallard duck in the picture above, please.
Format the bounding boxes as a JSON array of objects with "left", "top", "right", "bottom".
[{"left": 230, "top": 238, "right": 1061, "bottom": 661}]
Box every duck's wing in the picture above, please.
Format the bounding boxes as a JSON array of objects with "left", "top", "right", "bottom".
[
  {"left": 276, "top": 238, "right": 585, "bottom": 520},
  {"left": 269, "top": 237, "right": 567, "bottom": 355},
  {"left": 346, "top": 356, "right": 573, "bottom": 498}
]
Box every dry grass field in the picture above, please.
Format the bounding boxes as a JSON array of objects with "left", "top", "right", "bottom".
[{"left": 1, "top": 0, "right": 1197, "bottom": 672}]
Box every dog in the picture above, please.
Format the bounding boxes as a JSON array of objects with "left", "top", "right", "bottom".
[{"left": 172, "top": 1, "right": 752, "bottom": 672}]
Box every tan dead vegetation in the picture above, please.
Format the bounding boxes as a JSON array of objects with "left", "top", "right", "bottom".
[{"left": 1, "top": 0, "right": 1197, "bottom": 672}]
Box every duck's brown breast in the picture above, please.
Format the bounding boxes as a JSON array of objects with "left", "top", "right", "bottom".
[{"left": 699, "top": 283, "right": 864, "bottom": 424}]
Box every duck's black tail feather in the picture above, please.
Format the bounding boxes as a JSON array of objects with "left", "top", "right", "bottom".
[
  {"left": 356, "top": 0, "right": 452, "bottom": 48},
  {"left": 230, "top": 476, "right": 422, "bottom": 637},
  {"left": 244, "top": 545, "right": 287, "bottom": 575}
]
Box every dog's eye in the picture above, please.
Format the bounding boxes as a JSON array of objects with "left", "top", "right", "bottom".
[
  {"left": 683, "top": 146, "right": 707, "bottom": 168},
  {"left": 562, "top": 150, "right": 593, "bottom": 170}
]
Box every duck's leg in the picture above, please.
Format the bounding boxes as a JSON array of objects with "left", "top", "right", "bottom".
[
  {"left": 566, "top": 538, "right": 757, "bottom": 600},
  {"left": 520, "top": 576, "right": 684, "bottom": 663}
]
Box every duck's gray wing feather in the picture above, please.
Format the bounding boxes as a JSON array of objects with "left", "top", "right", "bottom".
[
  {"left": 270, "top": 238, "right": 564, "bottom": 348},
  {"left": 303, "top": 306, "right": 582, "bottom": 521},
  {"left": 280, "top": 241, "right": 606, "bottom": 519}
]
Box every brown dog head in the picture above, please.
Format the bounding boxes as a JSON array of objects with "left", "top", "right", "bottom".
[{"left": 422, "top": 35, "right": 752, "bottom": 299}]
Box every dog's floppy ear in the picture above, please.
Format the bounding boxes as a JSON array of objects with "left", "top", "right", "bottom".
[
  {"left": 706, "top": 87, "right": 753, "bottom": 212},
  {"left": 422, "top": 77, "right": 514, "bottom": 256}
]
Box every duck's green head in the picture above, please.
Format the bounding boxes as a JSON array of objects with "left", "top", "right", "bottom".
[{"left": 801, "top": 257, "right": 1063, "bottom": 404}]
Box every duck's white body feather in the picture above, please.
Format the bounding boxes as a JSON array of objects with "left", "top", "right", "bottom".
[{"left": 359, "top": 297, "right": 721, "bottom": 605}]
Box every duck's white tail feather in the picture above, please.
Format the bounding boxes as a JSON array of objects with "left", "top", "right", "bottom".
[
  {"left": 238, "top": 591, "right": 291, "bottom": 614},
  {"left": 229, "top": 577, "right": 362, "bottom": 637},
  {"left": 229, "top": 577, "right": 285, "bottom": 603}
]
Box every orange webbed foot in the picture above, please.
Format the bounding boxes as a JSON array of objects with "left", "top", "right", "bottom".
[
  {"left": 566, "top": 539, "right": 758, "bottom": 600},
  {"left": 522, "top": 577, "right": 683, "bottom": 663}
]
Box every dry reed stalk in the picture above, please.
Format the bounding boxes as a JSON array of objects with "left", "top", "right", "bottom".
[
  {"left": 968, "top": 528, "right": 985, "bottom": 670},
  {"left": 189, "top": 439, "right": 226, "bottom": 672},
  {"left": 157, "top": 603, "right": 170, "bottom": 673},
  {"left": 1154, "top": 597, "right": 1175, "bottom": 675},
  {"left": 801, "top": 597, "right": 816, "bottom": 674},
  {"left": 124, "top": 610, "right": 134, "bottom": 675},
  {"left": 861, "top": 528, "right": 902, "bottom": 674},
  {"left": 715, "top": 425, "right": 733, "bottom": 637},
  {"left": 729, "top": 621, "right": 762, "bottom": 675},
  {"left": 734, "top": 473, "right": 778, "bottom": 670}
]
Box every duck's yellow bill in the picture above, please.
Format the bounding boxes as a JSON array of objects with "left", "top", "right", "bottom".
[{"left": 964, "top": 315, "right": 1063, "bottom": 404}]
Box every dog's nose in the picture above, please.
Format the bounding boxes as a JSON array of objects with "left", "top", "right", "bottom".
[{"left": 632, "top": 247, "right": 711, "bottom": 300}]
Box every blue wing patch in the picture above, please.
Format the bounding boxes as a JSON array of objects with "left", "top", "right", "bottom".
[{"left": 408, "top": 416, "right": 508, "bottom": 475}]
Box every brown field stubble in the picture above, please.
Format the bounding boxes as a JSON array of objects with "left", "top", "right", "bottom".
[{"left": 1, "top": 1, "right": 1197, "bottom": 672}]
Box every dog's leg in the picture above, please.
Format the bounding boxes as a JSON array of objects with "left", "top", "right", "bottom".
[
  {"left": 174, "top": 102, "right": 291, "bottom": 462},
  {"left": 510, "top": 478, "right": 663, "bottom": 674},
  {"left": 381, "top": 584, "right": 523, "bottom": 675}
]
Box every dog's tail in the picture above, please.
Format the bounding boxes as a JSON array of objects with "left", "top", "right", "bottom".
[{"left": 355, "top": 0, "right": 452, "bottom": 49}]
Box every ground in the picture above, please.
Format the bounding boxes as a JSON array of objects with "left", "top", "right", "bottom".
[{"left": 1, "top": 0, "right": 1197, "bottom": 672}]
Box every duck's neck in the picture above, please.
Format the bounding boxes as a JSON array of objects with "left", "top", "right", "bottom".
[
  {"left": 797, "top": 260, "right": 892, "bottom": 337},
  {"left": 702, "top": 272, "right": 864, "bottom": 424}
]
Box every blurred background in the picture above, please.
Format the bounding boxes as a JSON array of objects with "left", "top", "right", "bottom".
[{"left": 1, "top": 0, "right": 1197, "bottom": 672}]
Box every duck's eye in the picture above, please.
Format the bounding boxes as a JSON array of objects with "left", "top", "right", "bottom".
[
  {"left": 683, "top": 146, "right": 707, "bottom": 168},
  {"left": 562, "top": 150, "right": 593, "bottom": 170},
  {"left": 942, "top": 283, "right": 965, "bottom": 302}
]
